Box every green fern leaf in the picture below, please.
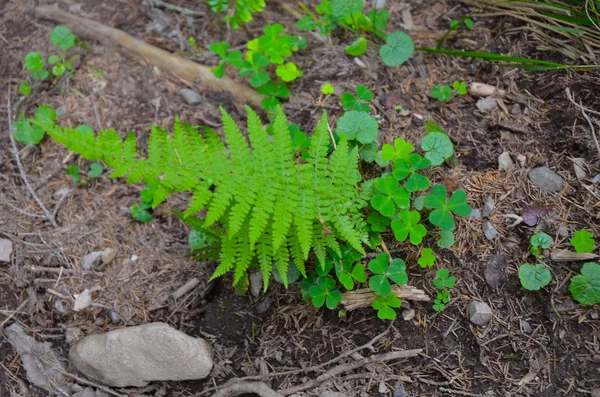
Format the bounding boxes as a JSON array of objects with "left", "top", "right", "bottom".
[
  {"left": 274, "top": 243, "right": 290, "bottom": 287},
  {"left": 288, "top": 229, "right": 307, "bottom": 277},
  {"left": 185, "top": 182, "right": 213, "bottom": 216},
  {"left": 256, "top": 237, "right": 273, "bottom": 291},
  {"left": 312, "top": 223, "right": 328, "bottom": 270},
  {"left": 233, "top": 232, "right": 254, "bottom": 285},
  {"left": 210, "top": 232, "right": 237, "bottom": 281}
]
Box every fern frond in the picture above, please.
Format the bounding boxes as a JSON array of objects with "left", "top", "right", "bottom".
[
  {"left": 210, "top": 231, "right": 237, "bottom": 281},
  {"left": 185, "top": 182, "right": 213, "bottom": 217},
  {"left": 312, "top": 223, "right": 328, "bottom": 270},
  {"left": 288, "top": 228, "right": 306, "bottom": 277},
  {"left": 233, "top": 232, "right": 254, "bottom": 285},
  {"left": 255, "top": 236, "right": 273, "bottom": 292},
  {"left": 273, "top": 243, "right": 290, "bottom": 287}
]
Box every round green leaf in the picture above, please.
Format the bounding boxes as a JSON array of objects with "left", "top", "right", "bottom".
[
  {"left": 431, "top": 85, "right": 452, "bottom": 102},
  {"left": 50, "top": 26, "right": 76, "bottom": 49},
  {"left": 368, "top": 254, "right": 389, "bottom": 275},
  {"left": 379, "top": 31, "right": 414, "bottom": 67},
  {"left": 387, "top": 259, "right": 408, "bottom": 286},
  {"left": 322, "top": 83, "right": 335, "bottom": 94},
  {"left": 346, "top": 37, "right": 368, "bottom": 57},
  {"left": 48, "top": 55, "right": 60, "bottom": 65},
  {"left": 19, "top": 81, "right": 32, "bottom": 96},
  {"left": 336, "top": 111, "right": 379, "bottom": 144},
  {"left": 530, "top": 232, "right": 552, "bottom": 249},
  {"left": 571, "top": 229, "right": 595, "bottom": 253},
  {"left": 375, "top": 176, "right": 398, "bottom": 195},
  {"left": 421, "top": 132, "right": 454, "bottom": 166},
  {"left": 326, "top": 290, "right": 343, "bottom": 309},
  {"left": 35, "top": 105, "right": 57, "bottom": 125},
  {"left": 437, "top": 230, "right": 455, "bottom": 248},
  {"left": 331, "top": 0, "right": 363, "bottom": 19},
  {"left": 24, "top": 52, "right": 44, "bottom": 71},
  {"left": 351, "top": 263, "right": 367, "bottom": 282},
  {"left": 376, "top": 304, "right": 397, "bottom": 320},
  {"left": 518, "top": 263, "right": 551, "bottom": 291},
  {"left": 569, "top": 262, "right": 600, "bottom": 306},
  {"left": 369, "top": 274, "right": 392, "bottom": 296},
  {"left": 12, "top": 120, "right": 44, "bottom": 146},
  {"left": 405, "top": 172, "right": 430, "bottom": 193},
  {"left": 188, "top": 230, "right": 206, "bottom": 249},
  {"left": 88, "top": 163, "right": 103, "bottom": 178},
  {"left": 371, "top": 195, "right": 394, "bottom": 217},
  {"left": 447, "top": 190, "right": 471, "bottom": 216},
  {"left": 52, "top": 64, "right": 66, "bottom": 76}
]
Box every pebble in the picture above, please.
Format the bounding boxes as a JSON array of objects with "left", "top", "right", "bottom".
[
  {"left": 469, "top": 208, "right": 482, "bottom": 220},
  {"left": 516, "top": 154, "right": 527, "bottom": 168},
  {"left": 179, "top": 88, "right": 203, "bottom": 106},
  {"left": 498, "top": 151, "right": 515, "bottom": 170},
  {"left": 572, "top": 158, "right": 587, "bottom": 180},
  {"left": 55, "top": 105, "right": 67, "bottom": 118},
  {"left": 249, "top": 272, "right": 263, "bottom": 298},
  {"left": 468, "top": 300, "right": 493, "bottom": 325},
  {"left": 484, "top": 253, "right": 506, "bottom": 288},
  {"left": 528, "top": 166, "right": 564, "bottom": 192},
  {"left": 482, "top": 221, "right": 498, "bottom": 240},
  {"left": 65, "top": 327, "right": 84, "bottom": 344},
  {"left": 80, "top": 251, "right": 103, "bottom": 271},
  {"left": 0, "top": 239, "right": 13, "bottom": 263},
  {"left": 69, "top": 323, "right": 213, "bottom": 387},
  {"left": 54, "top": 299, "right": 66, "bottom": 313},
  {"left": 320, "top": 392, "right": 347, "bottom": 397},
  {"left": 101, "top": 248, "right": 117, "bottom": 265},
  {"left": 108, "top": 311, "right": 120, "bottom": 324},
  {"left": 511, "top": 103, "right": 521, "bottom": 115},
  {"left": 557, "top": 223, "right": 569, "bottom": 237},
  {"left": 476, "top": 97, "right": 498, "bottom": 111},
  {"left": 402, "top": 309, "right": 415, "bottom": 321},
  {"left": 256, "top": 296, "right": 273, "bottom": 314},
  {"left": 482, "top": 197, "right": 495, "bottom": 217},
  {"left": 74, "top": 289, "right": 92, "bottom": 311},
  {"left": 520, "top": 320, "right": 532, "bottom": 333}
]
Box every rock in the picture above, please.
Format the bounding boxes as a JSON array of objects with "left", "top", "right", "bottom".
[
  {"left": 516, "top": 154, "right": 527, "bottom": 168},
  {"left": 73, "top": 289, "right": 92, "bottom": 311},
  {"left": 101, "top": 248, "right": 116, "bottom": 265},
  {"left": 53, "top": 187, "right": 71, "bottom": 200},
  {"left": 484, "top": 253, "right": 506, "bottom": 288},
  {"left": 256, "top": 296, "right": 273, "bottom": 314},
  {"left": 469, "top": 208, "right": 482, "bottom": 219},
  {"left": 476, "top": 97, "right": 497, "bottom": 111},
  {"left": 468, "top": 301, "right": 493, "bottom": 325},
  {"left": 528, "top": 167, "right": 564, "bottom": 192},
  {"left": 179, "top": 88, "right": 203, "bottom": 106},
  {"left": 80, "top": 251, "right": 102, "bottom": 271},
  {"left": 69, "top": 322, "right": 213, "bottom": 387},
  {"left": 557, "top": 223, "right": 569, "bottom": 237},
  {"left": 482, "top": 221, "right": 498, "bottom": 240},
  {"left": 108, "top": 311, "right": 120, "bottom": 324},
  {"left": 320, "top": 392, "right": 347, "bottom": 397},
  {"left": 249, "top": 271, "right": 263, "bottom": 298},
  {"left": 402, "top": 309, "right": 415, "bottom": 321},
  {"left": 4, "top": 323, "right": 70, "bottom": 395},
  {"left": 66, "top": 327, "right": 83, "bottom": 344},
  {"left": 54, "top": 299, "right": 66, "bottom": 313},
  {"left": 511, "top": 103, "right": 521, "bottom": 115},
  {"left": 482, "top": 197, "right": 495, "bottom": 216},
  {"left": 0, "top": 239, "right": 13, "bottom": 263},
  {"left": 55, "top": 105, "right": 67, "bottom": 118},
  {"left": 401, "top": 300, "right": 411, "bottom": 309},
  {"left": 498, "top": 151, "right": 515, "bottom": 170},
  {"left": 72, "top": 387, "right": 95, "bottom": 397},
  {"left": 393, "top": 383, "right": 407, "bottom": 397},
  {"left": 520, "top": 320, "right": 532, "bottom": 333}
]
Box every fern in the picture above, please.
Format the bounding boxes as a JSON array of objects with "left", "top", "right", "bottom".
[{"left": 33, "top": 106, "right": 367, "bottom": 291}]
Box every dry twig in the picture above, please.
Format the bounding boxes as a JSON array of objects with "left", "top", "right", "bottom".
[{"left": 566, "top": 87, "right": 600, "bottom": 157}]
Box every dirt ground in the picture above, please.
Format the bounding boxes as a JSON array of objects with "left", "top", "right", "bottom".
[{"left": 1, "top": 0, "right": 600, "bottom": 396}]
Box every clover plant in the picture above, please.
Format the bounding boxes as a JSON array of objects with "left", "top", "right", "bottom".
[
  {"left": 432, "top": 268, "right": 455, "bottom": 311},
  {"left": 571, "top": 229, "right": 595, "bottom": 253},
  {"left": 431, "top": 81, "right": 468, "bottom": 102}
]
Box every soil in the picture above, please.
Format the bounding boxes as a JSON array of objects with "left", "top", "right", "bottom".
[{"left": 1, "top": 0, "right": 600, "bottom": 396}]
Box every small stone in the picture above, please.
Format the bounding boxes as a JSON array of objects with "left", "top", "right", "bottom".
[
  {"left": 54, "top": 299, "right": 66, "bottom": 313},
  {"left": 68, "top": 4, "right": 82, "bottom": 13},
  {"left": 412, "top": 113, "right": 424, "bottom": 127},
  {"left": 520, "top": 320, "right": 532, "bottom": 333},
  {"left": 476, "top": 97, "right": 498, "bottom": 111},
  {"left": 482, "top": 197, "right": 495, "bottom": 216},
  {"left": 484, "top": 253, "right": 506, "bottom": 288},
  {"left": 72, "top": 387, "right": 95, "bottom": 397},
  {"left": 65, "top": 327, "right": 84, "bottom": 344},
  {"left": 320, "top": 392, "right": 347, "bottom": 397},
  {"left": 249, "top": 272, "right": 263, "bottom": 298},
  {"left": 179, "top": 88, "right": 203, "bottom": 106},
  {"left": 108, "top": 311, "right": 120, "bottom": 324},
  {"left": 516, "top": 154, "right": 527, "bottom": 168},
  {"left": 94, "top": 317, "right": 105, "bottom": 326},
  {"left": 393, "top": 384, "right": 407, "bottom": 397},
  {"left": 511, "top": 103, "right": 521, "bottom": 115},
  {"left": 80, "top": 251, "right": 102, "bottom": 271},
  {"left": 401, "top": 300, "right": 411, "bottom": 309},
  {"left": 131, "top": 255, "right": 138, "bottom": 262},
  {"left": 468, "top": 301, "right": 493, "bottom": 325},
  {"left": 101, "top": 248, "right": 117, "bottom": 265},
  {"left": 55, "top": 105, "right": 67, "bottom": 118},
  {"left": 469, "top": 208, "right": 482, "bottom": 219},
  {"left": 0, "top": 239, "right": 13, "bottom": 263},
  {"left": 402, "top": 309, "right": 415, "bottom": 321},
  {"left": 482, "top": 221, "right": 498, "bottom": 240},
  {"left": 256, "top": 296, "right": 273, "bottom": 314},
  {"left": 528, "top": 167, "right": 564, "bottom": 192},
  {"left": 74, "top": 289, "right": 93, "bottom": 311},
  {"left": 378, "top": 381, "right": 388, "bottom": 393},
  {"left": 557, "top": 223, "right": 569, "bottom": 237},
  {"left": 69, "top": 323, "right": 213, "bottom": 387},
  {"left": 498, "top": 151, "right": 515, "bottom": 170}
]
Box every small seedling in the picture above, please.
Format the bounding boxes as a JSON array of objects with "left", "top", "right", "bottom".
[
  {"left": 433, "top": 289, "right": 450, "bottom": 311},
  {"left": 530, "top": 232, "right": 552, "bottom": 257},
  {"left": 432, "top": 268, "right": 455, "bottom": 311},
  {"left": 380, "top": 31, "right": 414, "bottom": 66},
  {"left": 309, "top": 276, "right": 343, "bottom": 309},
  {"left": 341, "top": 85, "right": 373, "bottom": 112},
  {"left": 345, "top": 37, "right": 368, "bottom": 56},
  {"left": 569, "top": 262, "right": 600, "bottom": 306},
  {"left": 321, "top": 82, "right": 335, "bottom": 95},
  {"left": 453, "top": 80, "right": 468, "bottom": 95},
  {"left": 422, "top": 121, "right": 454, "bottom": 165},
  {"left": 431, "top": 85, "right": 452, "bottom": 102},
  {"left": 373, "top": 294, "right": 401, "bottom": 320},
  {"left": 450, "top": 18, "right": 474, "bottom": 30},
  {"left": 571, "top": 229, "right": 595, "bottom": 253},
  {"left": 88, "top": 163, "right": 103, "bottom": 178},
  {"left": 518, "top": 263, "right": 551, "bottom": 291},
  {"left": 66, "top": 164, "right": 80, "bottom": 184}
]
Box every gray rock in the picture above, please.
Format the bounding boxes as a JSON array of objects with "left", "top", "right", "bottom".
[
  {"left": 0, "top": 239, "right": 13, "bottom": 263},
  {"left": 69, "top": 322, "right": 213, "bottom": 387},
  {"left": 101, "top": 248, "right": 117, "bottom": 265},
  {"left": 469, "top": 208, "right": 482, "bottom": 220},
  {"left": 528, "top": 167, "right": 564, "bottom": 192},
  {"left": 4, "top": 323, "right": 70, "bottom": 395},
  {"left": 484, "top": 253, "right": 506, "bottom": 288},
  {"left": 482, "top": 196, "right": 495, "bottom": 217},
  {"left": 520, "top": 320, "right": 532, "bottom": 333},
  {"left": 55, "top": 105, "right": 67, "bottom": 118},
  {"left": 557, "top": 223, "right": 569, "bottom": 237},
  {"left": 320, "top": 392, "right": 347, "bottom": 397},
  {"left": 179, "top": 88, "right": 203, "bottom": 106},
  {"left": 402, "top": 309, "right": 415, "bottom": 321},
  {"left": 108, "top": 311, "right": 120, "bottom": 324},
  {"left": 476, "top": 97, "right": 497, "bottom": 111},
  {"left": 249, "top": 271, "right": 263, "bottom": 297},
  {"left": 53, "top": 187, "right": 71, "bottom": 200},
  {"left": 482, "top": 221, "right": 498, "bottom": 240},
  {"left": 393, "top": 383, "right": 407, "bottom": 397},
  {"left": 72, "top": 387, "right": 95, "bottom": 397},
  {"left": 498, "top": 151, "right": 515, "bottom": 170},
  {"left": 65, "top": 327, "right": 83, "bottom": 344},
  {"left": 256, "top": 296, "right": 273, "bottom": 314},
  {"left": 468, "top": 301, "right": 493, "bottom": 325},
  {"left": 54, "top": 299, "right": 66, "bottom": 313},
  {"left": 80, "top": 251, "right": 103, "bottom": 271}
]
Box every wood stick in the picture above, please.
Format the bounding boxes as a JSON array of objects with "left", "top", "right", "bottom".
[
  {"left": 34, "top": 6, "right": 266, "bottom": 109},
  {"left": 342, "top": 285, "right": 430, "bottom": 311}
]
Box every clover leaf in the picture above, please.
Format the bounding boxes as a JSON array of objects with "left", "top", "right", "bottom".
[
  {"left": 433, "top": 290, "right": 450, "bottom": 311},
  {"left": 322, "top": 83, "right": 335, "bottom": 95},
  {"left": 367, "top": 9, "right": 390, "bottom": 31},
  {"left": 569, "top": 262, "right": 600, "bottom": 306},
  {"left": 331, "top": 0, "right": 363, "bottom": 19},
  {"left": 391, "top": 210, "right": 427, "bottom": 245},
  {"left": 518, "top": 263, "right": 551, "bottom": 291},
  {"left": 359, "top": 142, "right": 379, "bottom": 163},
  {"left": 276, "top": 62, "right": 303, "bottom": 82},
  {"left": 239, "top": 52, "right": 270, "bottom": 87},
  {"left": 50, "top": 26, "right": 76, "bottom": 49},
  {"left": 433, "top": 268, "right": 456, "bottom": 289},
  {"left": 309, "top": 276, "right": 342, "bottom": 309},
  {"left": 381, "top": 138, "right": 414, "bottom": 162},
  {"left": 437, "top": 230, "right": 455, "bottom": 248},
  {"left": 453, "top": 80, "right": 468, "bottom": 95},
  {"left": 379, "top": 31, "right": 414, "bottom": 67},
  {"left": 335, "top": 258, "right": 366, "bottom": 290},
  {"left": 209, "top": 41, "right": 229, "bottom": 58},
  {"left": 392, "top": 154, "right": 431, "bottom": 192},
  {"left": 368, "top": 254, "right": 408, "bottom": 296},
  {"left": 336, "top": 110, "right": 379, "bottom": 144},
  {"left": 431, "top": 85, "right": 452, "bottom": 102},
  {"left": 258, "top": 81, "right": 291, "bottom": 111},
  {"left": 370, "top": 176, "right": 410, "bottom": 217},
  {"left": 367, "top": 212, "right": 391, "bottom": 232},
  {"left": 35, "top": 105, "right": 57, "bottom": 125},
  {"left": 341, "top": 85, "right": 373, "bottom": 113},
  {"left": 372, "top": 294, "right": 401, "bottom": 320},
  {"left": 346, "top": 37, "right": 368, "bottom": 57},
  {"left": 89, "top": 163, "right": 103, "bottom": 179},
  {"left": 571, "top": 229, "right": 595, "bottom": 253},
  {"left": 424, "top": 184, "right": 471, "bottom": 230},
  {"left": 421, "top": 131, "right": 454, "bottom": 166},
  {"left": 418, "top": 248, "right": 436, "bottom": 268}
]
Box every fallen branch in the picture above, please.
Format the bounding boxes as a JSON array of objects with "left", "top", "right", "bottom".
[
  {"left": 6, "top": 90, "right": 58, "bottom": 228},
  {"left": 342, "top": 285, "right": 430, "bottom": 311},
  {"left": 34, "top": 6, "right": 266, "bottom": 109}
]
